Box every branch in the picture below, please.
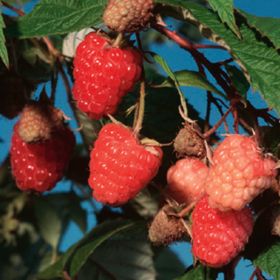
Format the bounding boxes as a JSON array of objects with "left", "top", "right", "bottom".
[
  {"left": 203, "top": 106, "right": 233, "bottom": 138},
  {"left": 2, "top": 1, "right": 25, "bottom": 16}
]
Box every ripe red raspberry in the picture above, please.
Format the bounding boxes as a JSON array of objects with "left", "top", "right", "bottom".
[
  {"left": 88, "top": 123, "right": 162, "bottom": 205},
  {"left": 167, "top": 158, "right": 208, "bottom": 205},
  {"left": 192, "top": 197, "right": 253, "bottom": 267},
  {"left": 18, "top": 102, "right": 64, "bottom": 143},
  {"left": 10, "top": 124, "right": 75, "bottom": 192},
  {"left": 73, "top": 32, "right": 142, "bottom": 119},
  {"left": 103, "top": 0, "right": 154, "bottom": 33},
  {"left": 206, "top": 134, "right": 277, "bottom": 211}
]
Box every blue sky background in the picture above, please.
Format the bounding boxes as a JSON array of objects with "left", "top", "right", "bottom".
[{"left": 0, "top": 1, "right": 279, "bottom": 279}]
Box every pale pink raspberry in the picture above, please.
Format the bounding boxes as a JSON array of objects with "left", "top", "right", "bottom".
[
  {"left": 206, "top": 134, "right": 277, "bottom": 211},
  {"left": 167, "top": 158, "right": 209, "bottom": 205}
]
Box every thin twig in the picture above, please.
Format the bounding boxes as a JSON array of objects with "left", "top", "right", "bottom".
[
  {"left": 133, "top": 79, "right": 146, "bottom": 135},
  {"left": 203, "top": 106, "right": 233, "bottom": 138},
  {"left": 2, "top": 1, "right": 25, "bottom": 16}
]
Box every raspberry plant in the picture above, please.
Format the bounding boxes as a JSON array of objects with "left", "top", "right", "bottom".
[{"left": 0, "top": 0, "right": 279, "bottom": 279}]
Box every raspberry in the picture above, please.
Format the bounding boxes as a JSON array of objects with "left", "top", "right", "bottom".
[
  {"left": 103, "top": 0, "right": 154, "bottom": 33},
  {"left": 192, "top": 197, "right": 253, "bottom": 267},
  {"left": 10, "top": 123, "right": 75, "bottom": 192},
  {"left": 206, "top": 135, "right": 277, "bottom": 211},
  {"left": 167, "top": 158, "right": 208, "bottom": 205},
  {"left": 18, "top": 102, "right": 64, "bottom": 143},
  {"left": 148, "top": 205, "right": 186, "bottom": 246},
  {"left": 73, "top": 32, "right": 142, "bottom": 119},
  {"left": 0, "top": 71, "right": 33, "bottom": 119},
  {"left": 174, "top": 122, "right": 205, "bottom": 158},
  {"left": 88, "top": 123, "right": 162, "bottom": 205}
]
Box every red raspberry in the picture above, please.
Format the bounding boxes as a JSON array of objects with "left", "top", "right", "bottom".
[
  {"left": 10, "top": 124, "right": 75, "bottom": 192},
  {"left": 192, "top": 197, "right": 253, "bottom": 267},
  {"left": 73, "top": 32, "right": 142, "bottom": 119},
  {"left": 206, "top": 135, "right": 277, "bottom": 211},
  {"left": 167, "top": 158, "right": 208, "bottom": 205},
  {"left": 103, "top": 0, "right": 154, "bottom": 33},
  {"left": 88, "top": 123, "right": 162, "bottom": 205}
]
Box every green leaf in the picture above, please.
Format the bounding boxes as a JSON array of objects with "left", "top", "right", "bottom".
[
  {"left": 207, "top": 0, "right": 240, "bottom": 37},
  {"left": 34, "top": 197, "right": 62, "bottom": 250},
  {"left": 225, "top": 65, "right": 250, "bottom": 97},
  {"left": 69, "top": 221, "right": 135, "bottom": 277},
  {"left": 157, "top": 0, "right": 280, "bottom": 113},
  {"left": 6, "top": 0, "right": 107, "bottom": 38},
  {"left": 152, "top": 53, "right": 189, "bottom": 116},
  {"left": 38, "top": 220, "right": 135, "bottom": 279},
  {"left": 155, "top": 248, "right": 185, "bottom": 280},
  {"left": 130, "top": 189, "right": 159, "bottom": 219},
  {"left": 253, "top": 241, "right": 280, "bottom": 280},
  {"left": 239, "top": 10, "right": 280, "bottom": 49},
  {"left": 44, "top": 192, "right": 87, "bottom": 233},
  {"left": 175, "top": 265, "right": 217, "bottom": 280},
  {"left": 77, "top": 225, "right": 156, "bottom": 280},
  {"left": 0, "top": 12, "right": 9, "bottom": 67},
  {"left": 154, "top": 70, "right": 226, "bottom": 98}
]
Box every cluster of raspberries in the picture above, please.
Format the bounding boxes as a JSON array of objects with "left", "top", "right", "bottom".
[
  {"left": 8, "top": 0, "right": 279, "bottom": 271},
  {"left": 161, "top": 134, "right": 276, "bottom": 267}
]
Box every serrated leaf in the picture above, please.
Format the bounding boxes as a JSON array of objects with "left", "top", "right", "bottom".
[
  {"left": 239, "top": 10, "right": 280, "bottom": 49},
  {"left": 6, "top": 0, "right": 107, "bottom": 38},
  {"left": 225, "top": 65, "right": 250, "bottom": 97},
  {"left": 69, "top": 221, "right": 135, "bottom": 277},
  {"left": 34, "top": 198, "right": 62, "bottom": 250},
  {"left": 155, "top": 70, "right": 226, "bottom": 98},
  {"left": 0, "top": 12, "right": 9, "bottom": 67},
  {"left": 156, "top": 0, "right": 280, "bottom": 113},
  {"left": 207, "top": 0, "right": 240, "bottom": 37},
  {"left": 175, "top": 265, "right": 217, "bottom": 280},
  {"left": 78, "top": 225, "right": 156, "bottom": 280},
  {"left": 253, "top": 242, "right": 280, "bottom": 280}
]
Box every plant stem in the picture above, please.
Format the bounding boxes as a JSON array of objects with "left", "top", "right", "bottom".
[
  {"left": 2, "top": 1, "right": 25, "bottom": 16},
  {"left": 133, "top": 80, "right": 146, "bottom": 135},
  {"left": 153, "top": 21, "right": 279, "bottom": 133},
  {"left": 112, "top": 32, "right": 123, "bottom": 47},
  {"left": 203, "top": 106, "right": 233, "bottom": 138}
]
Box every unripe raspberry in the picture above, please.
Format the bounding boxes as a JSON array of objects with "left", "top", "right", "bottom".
[
  {"left": 206, "top": 135, "right": 277, "bottom": 211},
  {"left": 103, "top": 0, "right": 154, "bottom": 33},
  {"left": 148, "top": 205, "right": 186, "bottom": 246},
  {"left": 73, "top": 32, "right": 142, "bottom": 119},
  {"left": 88, "top": 123, "right": 162, "bottom": 206},
  {"left": 167, "top": 158, "right": 208, "bottom": 205},
  {"left": 174, "top": 122, "right": 205, "bottom": 158},
  {"left": 192, "top": 197, "right": 254, "bottom": 267},
  {"left": 18, "top": 102, "right": 64, "bottom": 143}
]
